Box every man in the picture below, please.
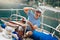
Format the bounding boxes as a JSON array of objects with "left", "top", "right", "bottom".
[
  {"left": 12, "top": 17, "right": 27, "bottom": 40},
  {"left": 24, "top": 21, "right": 58, "bottom": 40},
  {"left": 24, "top": 7, "right": 41, "bottom": 31}
]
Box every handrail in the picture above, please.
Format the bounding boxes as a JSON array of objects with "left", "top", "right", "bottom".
[
  {"left": 0, "top": 9, "right": 23, "bottom": 10},
  {"left": 42, "top": 15, "right": 60, "bottom": 22},
  {"left": 10, "top": 14, "right": 26, "bottom": 21},
  {"left": 39, "top": 6, "right": 60, "bottom": 12},
  {"left": 41, "top": 23, "right": 60, "bottom": 33},
  {"left": 10, "top": 14, "right": 25, "bottom": 18}
]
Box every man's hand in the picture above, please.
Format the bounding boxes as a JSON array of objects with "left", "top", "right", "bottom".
[
  {"left": 24, "top": 7, "right": 36, "bottom": 14},
  {"left": 24, "top": 7, "right": 35, "bottom": 10}
]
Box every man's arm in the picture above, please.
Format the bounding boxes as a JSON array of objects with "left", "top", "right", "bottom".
[
  {"left": 23, "top": 7, "right": 36, "bottom": 14},
  {"left": 27, "top": 21, "right": 38, "bottom": 30}
]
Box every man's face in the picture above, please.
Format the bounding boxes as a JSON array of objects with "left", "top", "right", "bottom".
[
  {"left": 35, "top": 12, "right": 41, "bottom": 19},
  {"left": 18, "top": 31, "right": 24, "bottom": 37}
]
